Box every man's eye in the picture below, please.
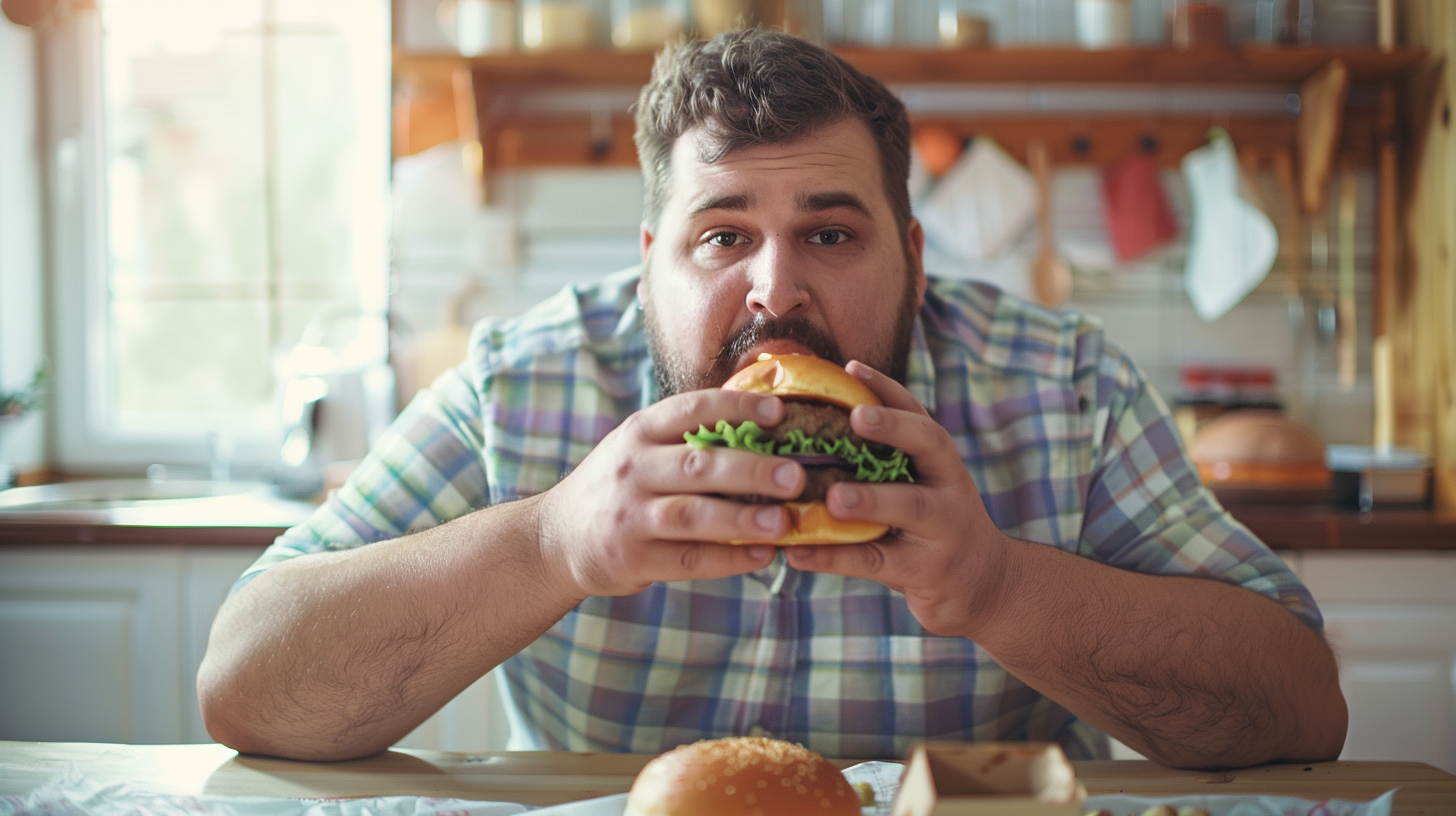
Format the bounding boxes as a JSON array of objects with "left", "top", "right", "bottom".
[
  {"left": 809, "top": 229, "right": 850, "bottom": 245},
  {"left": 707, "top": 232, "right": 744, "bottom": 247}
]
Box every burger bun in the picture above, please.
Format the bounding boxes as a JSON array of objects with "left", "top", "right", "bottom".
[
  {"left": 623, "top": 736, "right": 862, "bottom": 816},
  {"left": 723, "top": 354, "right": 881, "bottom": 410}
]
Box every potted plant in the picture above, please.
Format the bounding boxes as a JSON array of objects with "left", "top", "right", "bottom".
[{"left": 0, "top": 364, "right": 47, "bottom": 489}]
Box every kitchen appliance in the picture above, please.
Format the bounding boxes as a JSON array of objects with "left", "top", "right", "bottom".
[
  {"left": 1189, "top": 409, "right": 1331, "bottom": 504},
  {"left": 1327, "top": 445, "right": 1432, "bottom": 511}
]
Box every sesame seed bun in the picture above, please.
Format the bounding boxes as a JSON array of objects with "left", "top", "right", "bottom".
[
  {"left": 623, "top": 736, "right": 861, "bottom": 816},
  {"left": 722, "top": 353, "right": 881, "bottom": 411}
]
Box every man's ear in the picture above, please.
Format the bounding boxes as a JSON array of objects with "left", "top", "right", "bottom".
[
  {"left": 907, "top": 216, "right": 928, "bottom": 306},
  {"left": 637, "top": 222, "right": 653, "bottom": 302}
]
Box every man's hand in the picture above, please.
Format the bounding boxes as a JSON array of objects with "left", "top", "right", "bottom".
[
  {"left": 786, "top": 360, "right": 1347, "bottom": 769},
  {"left": 783, "top": 360, "right": 1011, "bottom": 638},
  {"left": 536, "top": 388, "right": 800, "bottom": 600}
]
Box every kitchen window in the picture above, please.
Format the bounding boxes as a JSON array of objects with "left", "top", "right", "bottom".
[{"left": 42, "top": 0, "right": 390, "bottom": 473}]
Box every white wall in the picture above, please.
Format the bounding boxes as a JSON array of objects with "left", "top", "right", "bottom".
[{"left": 0, "top": 18, "right": 49, "bottom": 476}]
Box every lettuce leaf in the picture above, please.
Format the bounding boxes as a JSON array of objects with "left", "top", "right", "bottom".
[{"left": 684, "top": 419, "right": 914, "bottom": 484}]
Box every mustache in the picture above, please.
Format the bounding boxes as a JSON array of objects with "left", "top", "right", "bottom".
[{"left": 709, "top": 315, "right": 845, "bottom": 379}]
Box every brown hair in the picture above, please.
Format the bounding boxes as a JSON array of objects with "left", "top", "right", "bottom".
[{"left": 633, "top": 30, "right": 912, "bottom": 233}]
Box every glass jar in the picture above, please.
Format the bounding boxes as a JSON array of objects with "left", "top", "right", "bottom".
[
  {"left": 1170, "top": 0, "right": 1227, "bottom": 49},
  {"left": 694, "top": 0, "right": 820, "bottom": 40},
  {"left": 1014, "top": 0, "right": 1077, "bottom": 44},
  {"left": 823, "top": 0, "right": 904, "bottom": 45},
  {"left": 693, "top": 0, "right": 749, "bottom": 37},
  {"left": 438, "top": 0, "right": 517, "bottom": 55},
  {"left": 521, "top": 0, "right": 600, "bottom": 50},
  {"left": 1075, "top": 0, "right": 1132, "bottom": 48},
  {"left": 1225, "top": 0, "right": 1286, "bottom": 44},
  {"left": 935, "top": 0, "right": 999, "bottom": 47},
  {"left": 612, "top": 0, "right": 687, "bottom": 49}
]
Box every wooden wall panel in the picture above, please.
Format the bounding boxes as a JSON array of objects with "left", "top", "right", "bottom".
[{"left": 1398, "top": 1, "right": 1456, "bottom": 511}]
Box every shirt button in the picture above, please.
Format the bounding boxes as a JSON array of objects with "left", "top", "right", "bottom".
[{"left": 748, "top": 725, "right": 769, "bottom": 738}]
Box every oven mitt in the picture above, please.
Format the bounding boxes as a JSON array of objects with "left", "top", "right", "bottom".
[
  {"left": 917, "top": 137, "right": 1037, "bottom": 262},
  {"left": 1182, "top": 131, "right": 1278, "bottom": 321},
  {"left": 1101, "top": 150, "right": 1179, "bottom": 262}
]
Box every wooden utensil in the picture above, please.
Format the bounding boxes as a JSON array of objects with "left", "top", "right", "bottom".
[
  {"left": 1337, "top": 163, "right": 1358, "bottom": 390},
  {"left": 1299, "top": 60, "right": 1349, "bottom": 216},
  {"left": 1372, "top": 84, "right": 1399, "bottom": 449},
  {"left": 1298, "top": 60, "right": 1348, "bottom": 346},
  {"left": 1028, "top": 140, "right": 1072, "bottom": 309},
  {"left": 1271, "top": 148, "right": 1304, "bottom": 332}
]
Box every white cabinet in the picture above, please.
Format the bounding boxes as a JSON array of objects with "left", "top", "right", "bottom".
[
  {"left": 1283, "top": 550, "right": 1456, "bottom": 774},
  {"left": 6, "top": 545, "right": 1449, "bottom": 764},
  {"left": 0, "top": 548, "right": 186, "bottom": 743},
  {"left": 0, "top": 545, "right": 512, "bottom": 750}
]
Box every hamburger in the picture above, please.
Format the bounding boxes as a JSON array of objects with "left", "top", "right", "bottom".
[
  {"left": 684, "top": 353, "right": 913, "bottom": 545},
  {"left": 623, "top": 736, "right": 864, "bottom": 816}
]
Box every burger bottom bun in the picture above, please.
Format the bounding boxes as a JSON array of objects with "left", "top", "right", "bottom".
[
  {"left": 623, "top": 736, "right": 862, "bottom": 816},
  {"left": 729, "top": 501, "right": 888, "bottom": 546}
]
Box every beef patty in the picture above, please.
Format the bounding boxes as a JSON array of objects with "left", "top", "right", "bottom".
[{"left": 735, "top": 399, "right": 891, "bottom": 504}]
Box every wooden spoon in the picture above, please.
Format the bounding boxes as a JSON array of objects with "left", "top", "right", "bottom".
[{"left": 1028, "top": 140, "right": 1071, "bottom": 309}]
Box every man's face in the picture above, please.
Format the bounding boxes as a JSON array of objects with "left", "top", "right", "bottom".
[{"left": 639, "top": 117, "right": 927, "bottom": 397}]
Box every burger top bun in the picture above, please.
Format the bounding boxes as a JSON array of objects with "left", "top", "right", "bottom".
[
  {"left": 623, "top": 736, "right": 862, "bottom": 816},
  {"left": 723, "top": 354, "right": 880, "bottom": 411}
]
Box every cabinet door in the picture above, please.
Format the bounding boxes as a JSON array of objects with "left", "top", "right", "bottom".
[
  {"left": 0, "top": 548, "right": 184, "bottom": 743},
  {"left": 1300, "top": 552, "right": 1456, "bottom": 774}
]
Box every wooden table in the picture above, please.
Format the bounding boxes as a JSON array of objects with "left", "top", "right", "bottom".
[{"left": 1, "top": 743, "right": 1453, "bottom": 814}]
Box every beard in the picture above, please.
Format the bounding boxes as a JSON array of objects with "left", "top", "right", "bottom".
[{"left": 643, "top": 253, "right": 921, "bottom": 400}]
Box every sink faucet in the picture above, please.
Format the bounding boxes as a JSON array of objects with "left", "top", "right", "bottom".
[{"left": 278, "top": 374, "right": 328, "bottom": 468}]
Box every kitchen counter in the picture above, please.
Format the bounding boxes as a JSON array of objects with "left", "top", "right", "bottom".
[
  {"left": 2, "top": 488, "right": 1452, "bottom": 549},
  {"left": 1, "top": 743, "right": 1454, "bottom": 814},
  {"left": 0, "top": 479, "right": 317, "bottom": 546},
  {"left": 1226, "top": 504, "right": 1456, "bottom": 550}
]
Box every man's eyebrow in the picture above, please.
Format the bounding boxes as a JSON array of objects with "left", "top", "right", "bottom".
[
  {"left": 799, "top": 191, "right": 871, "bottom": 217},
  {"left": 691, "top": 193, "right": 754, "bottom": 216}
]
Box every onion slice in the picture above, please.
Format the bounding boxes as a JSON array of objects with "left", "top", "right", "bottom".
[{"left": 786, "top": 453, "right": 846, "bottom": 467}]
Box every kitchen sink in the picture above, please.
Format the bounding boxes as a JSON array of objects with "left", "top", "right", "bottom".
[
  {"left": 0, "top": 479, "right": 318, "bottom": 527},
  {"left": 0, "top": 479, "right": 269, "bottom": 511}
]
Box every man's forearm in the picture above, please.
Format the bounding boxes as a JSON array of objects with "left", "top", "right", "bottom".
[
  {"left": 196, "top": 494, "right": 579, "bottom": 761},
  {"left": 971, "top": 539, "right": 1347, "bottom": 769}
]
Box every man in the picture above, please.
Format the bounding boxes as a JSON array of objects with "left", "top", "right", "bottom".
[{"left": 197, "top": 30, "right": 1347, "bottom": 769}]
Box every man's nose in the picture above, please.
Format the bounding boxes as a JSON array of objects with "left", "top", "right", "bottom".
[{"left": 744, "top": 237, "right": 810, "bottom": 318}]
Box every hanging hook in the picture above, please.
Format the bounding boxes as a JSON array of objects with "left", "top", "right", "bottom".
[{"left": 590, "top": 107, "right": 612, "bottom": 161}]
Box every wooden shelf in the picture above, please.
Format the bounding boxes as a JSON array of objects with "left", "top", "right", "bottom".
[
  {"left": 836, "top": 45, "right": 1428, "bottom": 86},
  {"left": 395, "top": 44, "right": 1428, "bottom": 89},
  {"left": 390, "top": 44, "right": 1425, "bottom": 186}
]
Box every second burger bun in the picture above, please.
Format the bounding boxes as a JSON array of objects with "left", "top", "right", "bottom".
[
  {"left": 722, "top": 354, "right": 888, "bottom": 545},
  {"left": 623, "top": 736, "right": 862, "bottom": 816},
  {"left": 770, "top": 501, "right": 889, "bottom": 546}
]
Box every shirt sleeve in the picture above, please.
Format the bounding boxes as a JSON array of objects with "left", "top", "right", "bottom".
[
  {"left": 232, "top": 360, "right": 491, "bottom": 595},
  {"left": 1077, "top": 347, "right": 1323, "bottom": 633}
]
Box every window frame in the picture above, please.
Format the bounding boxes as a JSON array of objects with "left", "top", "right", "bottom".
[{"left": 39, "top": 0, "right": 391, "bottom": 475}]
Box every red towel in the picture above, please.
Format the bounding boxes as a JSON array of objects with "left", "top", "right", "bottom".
[{"left": 1101, "top": 151, "right": 1180, "bottom": 262}]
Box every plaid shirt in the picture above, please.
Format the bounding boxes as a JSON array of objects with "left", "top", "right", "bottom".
[{"left": 241, "top": 267, "right": 1321, "bottom": 760}]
